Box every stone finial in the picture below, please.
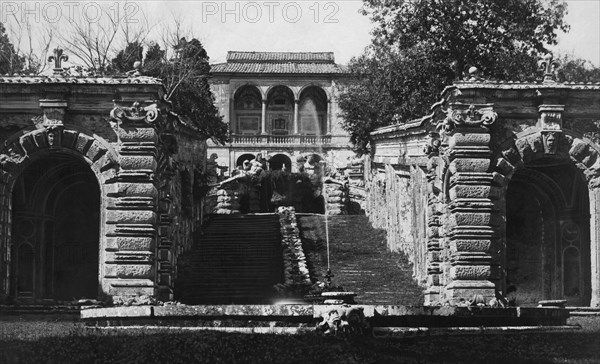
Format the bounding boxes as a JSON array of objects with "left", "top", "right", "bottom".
[
  {"left": 126, "top": 61, "right": 142, "bottom": 77},
  {"left": 467, "top": 66, "right": 482, "bottom": 81},
  {"left": 537, "top": 53, "right": 560, "bottom": 83},
  {"left": 48, "top": 48, "right": 69, "bottom": 75}
]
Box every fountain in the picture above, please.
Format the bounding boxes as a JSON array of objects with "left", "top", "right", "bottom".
[{"left": 307, "top": 160, "right": 356, "bottom": 304}]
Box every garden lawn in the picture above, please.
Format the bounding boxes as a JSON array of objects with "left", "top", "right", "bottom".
[{"left": 1, "top": 316, "right": 599, "bottom": 363}]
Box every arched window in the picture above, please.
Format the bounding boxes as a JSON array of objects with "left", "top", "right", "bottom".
[
  {"left": 267, "top": 86, "right": 294, "bottom": 135},
  {"left": 299, "top": 86, "right": 327, "bottom": 135},
  {"left": 233, "top": 85, "right": 262, "bottom": 135}
]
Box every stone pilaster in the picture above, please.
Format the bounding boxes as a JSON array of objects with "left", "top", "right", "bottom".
[
  {"left": 441, "top": 103, "right": 498, "bottom": 303},
  {"left": 423, "top": 132, "right": 444, "bottom": 304},
  {"left": 0, "top": 172, "right": 10, "bottom": 300},
  {"left": 107, "top": 101, "right": 160, "bottom": 297},
  {"left": 589, "top": 186, "right": 600, "bottom": 307}
]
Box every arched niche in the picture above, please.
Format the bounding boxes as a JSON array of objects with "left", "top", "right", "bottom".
[
  {"left": 0, "top": 127, "right": 117, "bottom": 301},
  {"left": 11, "top": 153, "right": 101, "bottom": 301},
  {"left": 497, "top": 129, "right": 595, "bottom": 306}
]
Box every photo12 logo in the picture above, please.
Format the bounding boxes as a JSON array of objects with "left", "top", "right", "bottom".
[
  {"left": 200, "top": 1, "right": 340, "bottom": 23},
  {"left": 0, "top": 1, "right": 143, "bottom": 24}
]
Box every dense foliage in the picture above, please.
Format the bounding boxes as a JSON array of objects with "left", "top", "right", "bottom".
[
  {"left": 111, "top": 41, "right": 143, "bottom": 73},
  {"left": 338, "top": 0, "right": 571, "bottom": 154},
  {"left": 557, "top": 54, "right": 600, "bottom": 83},
  {"left": 113, "top": 38, "right": 229, "bottom": 143}
]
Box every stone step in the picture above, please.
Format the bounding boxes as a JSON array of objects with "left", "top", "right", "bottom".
[{"left": 175, "top": 214, "right": 283, "bottom": 305}]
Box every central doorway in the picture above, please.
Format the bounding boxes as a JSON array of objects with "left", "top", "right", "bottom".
[{"left": 11, "top": 154, "right": 100, "bottom": 302}]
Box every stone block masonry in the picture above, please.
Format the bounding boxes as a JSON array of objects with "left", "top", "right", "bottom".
[
  {"left": 368, "top": 75, "right": 600, "bottom": 307},
  {"left": 0, "top": 72, "right": 207, "bottom": 304}
]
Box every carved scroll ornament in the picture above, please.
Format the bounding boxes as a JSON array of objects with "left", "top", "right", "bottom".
[
  {"left": 436, "top": 104, "right": 498, "bottom": 136},
  {"left": 110, "top": 101, "right": 159, "bottom": 125}
]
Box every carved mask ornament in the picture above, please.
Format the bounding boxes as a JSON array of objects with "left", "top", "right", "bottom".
[
  {"left": 538, "top": 105, "right": 564, "bottom": 155},
  {"left": 542, "top": 131, "right": 560, "bottom": 155},
  {"left": 40, "top": 100, "right": 68, "bottom": 149}
]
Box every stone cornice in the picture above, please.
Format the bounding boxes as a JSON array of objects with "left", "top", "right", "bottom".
[
  {"left": 0, "top": 75, "right": 162, "bottom": 85},
  {"left": 454, "top": 80, "right": 600, "bottom": 90}
]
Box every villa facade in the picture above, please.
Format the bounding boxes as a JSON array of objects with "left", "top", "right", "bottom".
[{"left": 208, "top": 51, "right": 355, "bottom": 174}]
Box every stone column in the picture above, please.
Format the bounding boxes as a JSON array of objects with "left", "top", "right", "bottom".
[
  {"left": 441, "top": 104, "right": 498, "bottom": 304},
  {"left": 230, "top": 98, "right": 236, "bottom": 134},
  {"left": 261, "top": 99, "right": 267, "bottom": 135},
  {"left": 327, "top": 99, "right": 332, "bottom": 135},
  {"left": 108, "top": 102, "right": 160, "bottom": 298},
  {"left": 589, "top": 187, "right": 600, "bottom": 307},
  {"left": 293, "top": 99, "right": 299, "bottom": 134}
]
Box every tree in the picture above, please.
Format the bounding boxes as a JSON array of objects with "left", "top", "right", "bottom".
[
  {"left": 556, "top": 54, "right": 600, "bottom": 83},
  {"left": 0, "top": 22, "right": 25, "bottom": 74},
  {"left": 339, "top": 0, "right": 570, "bottom": 154},
  {"left": 111, "top": 41, "right": 143, "bottom": 73},
  {"left": 2, "top": 16, "right": 54, "bottom": 75},
  {"left": 139, "top": 37, "right": 228, "bottom": 144}
]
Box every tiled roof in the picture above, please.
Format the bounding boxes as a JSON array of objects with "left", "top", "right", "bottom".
[
  {"left": 0, "top": 75, "right": 162, "bottom": 84},
  {"left": 227, "top": 51, "right": 335, "bottom": 63},
  {"left": 212, "top": 51, "right": 347, "bottom": 74},
  {"left": 211, "top": 62, "right": 347, "bottom": 74}
]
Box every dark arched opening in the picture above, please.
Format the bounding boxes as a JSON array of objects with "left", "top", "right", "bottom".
[
  {"left": 505, "top": 160, "right": 591, "bottom": 306},
  {"left": 269, "top": 154, "right": 292, "bottom": 171},
  {"left": 11, "top": 153, "right": 100, "bottom": 302},
  {"left": 236, "top": 153, "right": 257, "bottom": 168}
]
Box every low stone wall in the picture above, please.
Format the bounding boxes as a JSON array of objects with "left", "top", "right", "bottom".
[
  {"left": 364, "top": 164, "right": 428, "bottom": 286},
  {"left": 275, "top": 207, "right": 312, "bottom": 296}
]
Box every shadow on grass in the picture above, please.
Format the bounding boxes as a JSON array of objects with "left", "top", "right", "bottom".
[{"left": 1, "top": 323, "right": 600, "bottom": 364}]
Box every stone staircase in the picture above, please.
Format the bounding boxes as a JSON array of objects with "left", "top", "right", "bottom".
[
  {"left": 298, "top": 214, "right": 424, "bottom": 305},
  {"left": 175, "top": 214, "right": 284, "bottom": 304}
]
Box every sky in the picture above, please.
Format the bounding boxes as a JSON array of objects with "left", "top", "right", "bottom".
[
  {"left": 0, "top": 0, "right": 598, "bottom": 66},
  {"left": 146, "top": 0, "right": 600, "bottom": 65}
]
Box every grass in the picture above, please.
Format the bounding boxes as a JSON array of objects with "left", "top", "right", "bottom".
[{"left": 1, "top": 316, "right": 599, "bottom": 363}]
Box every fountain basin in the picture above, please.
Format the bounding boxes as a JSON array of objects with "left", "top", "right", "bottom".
[{"left": 81, "top": 304, "right": 570, "bottom": 329}]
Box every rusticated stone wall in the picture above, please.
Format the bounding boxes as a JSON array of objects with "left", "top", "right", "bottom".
[
  {"left": 364, "top": 164, "right": 428, "bottom": 287},
  {"left": 0, "top": 75, "right": 207, "bottom": 303},
  {"left": 369, "top": 76, "right": 600, "bottom": 307}
]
